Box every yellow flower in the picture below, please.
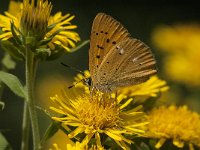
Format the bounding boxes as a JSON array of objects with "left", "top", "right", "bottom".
[
  {"left": 20, "top": 0, "right": 52, "bottom": 40},
  {"left": 50, "top": 91, "right": 148, "bottom": 150},
  {"left": 74, "top": 70, "right": 91, "bottom": 93},
  {"left": 119, "top": 76, "right": 169, "bottom": 98},
  {"left": 152, "top": 24, "right": 200, "bottom": 86},
  {"left": 73, "top": 70, "right": 168, "bottom": 98},
  {"left": 145, "top": 105, "right": 200, "bottom": 150},
  {"left": 152, "top": 24, "right": 200, "bottom": 53},
  {"left": 50, "top": 143, "right": 83, "bottom": 150},
  {"left": 49, "top": 135, "right": 104, "bottom": 150},
  {"left": 0, "top": 0, "right": 80, "bottom": 52}
]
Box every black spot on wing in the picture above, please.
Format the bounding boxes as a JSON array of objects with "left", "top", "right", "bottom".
[
  {"left": 112, "top": 41, "right": 116, "bottom": 44},
  {"left": 97, "top": 45, "right": 104, "bottom": 50},
  {"left": 96, "top": 55, "right": 100, "bottom": 59}
]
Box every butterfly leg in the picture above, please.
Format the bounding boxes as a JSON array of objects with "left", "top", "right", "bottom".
[{"left": 114, "top": 91, "right": 118, "bottom": 105}]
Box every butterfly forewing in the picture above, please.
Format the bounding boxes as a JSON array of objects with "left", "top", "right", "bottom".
[{"left": 89, "top": 13, "right": 131, "bottom": 83}]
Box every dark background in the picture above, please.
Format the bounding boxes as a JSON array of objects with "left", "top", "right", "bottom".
[{"left": 1, "top": 0, "right": 200, "bottom": 149}]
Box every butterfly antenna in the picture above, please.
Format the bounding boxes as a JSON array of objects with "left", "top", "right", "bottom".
[
  {"left": 61, "top": 62, "right": 90, "bottom": 89},
  {"left": 61, "top": 62, "right": 84, "bottom": 74},
  {"left": 68, "top": 78, "right": 85, "bottom": 89}
]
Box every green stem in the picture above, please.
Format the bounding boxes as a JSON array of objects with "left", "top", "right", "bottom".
[
  {"left": 21, "top": 102, "right": 30, "bottom": 150},
  {"left": 0, "top": 70, "right": 6, "bottom": 99},
  {"left": 25, "top": 46, "right": 41, "bottom": 150},
  {"left": 0, "top": 56, "right": 7, "bottom": 105}
]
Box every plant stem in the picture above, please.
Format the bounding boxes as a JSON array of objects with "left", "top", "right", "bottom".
[
  {"left": 25, "top": 46, "right": 41, "bottom": 150},
  {"left": 0, "top": 68, "right": 6, "bottom": 100},
  {"left": 0, "top": 56, "right": 7, "bottom": 108},
  {"left": 21, "top": 102, "right": 30, "bottom": 150}
]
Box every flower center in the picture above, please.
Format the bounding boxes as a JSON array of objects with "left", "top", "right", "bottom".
[{"left": 76, "top": 95, "right": 120, "bottom": 130}]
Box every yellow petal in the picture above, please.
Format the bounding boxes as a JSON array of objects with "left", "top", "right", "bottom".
[
  {"left": 173, "top": 138, "right": 184, "bottom": 148},
  {"left": 155, "top": 138, "right": 166, "bottom": 149}
]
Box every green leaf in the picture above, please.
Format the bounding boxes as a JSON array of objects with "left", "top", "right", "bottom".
[
  {"left": 0, "top": 101, "right": 5, "bottom": 110},
  {"left": 0, "top": 71, "right": 25, "bottom": 98},
  {"left": 2, "top": 53, "right": 16, "bottom": 70},
  {"left": 0, "top": 133, "right": 13, "bottom": 150},
  {"left": 47, "top": 22, "right": 57, "bottom": 33},
  {"left": 46, "top": 46, "right": 64, "bottom": 61},
  {"left": 10, "top": 21, "right": 22, "bottom": 45},
  {"left": 69, "top": 40, "right": 90, "bottom": 53},
  {"left": 35, "top": 48, "right": 51, "bottom": 60},
  {"left": 1, "top": 40, "right": 24, "bottom": 61},
  {"left": 42, "top": 122, "right": 59, "bottom": 142},
  {"left": 38, "top": 38, "right": 53, "bottom": 46}
]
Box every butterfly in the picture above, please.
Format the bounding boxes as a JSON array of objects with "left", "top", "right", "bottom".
[{"left": 89, "top": 13, "right": 157, "bottom": 93}]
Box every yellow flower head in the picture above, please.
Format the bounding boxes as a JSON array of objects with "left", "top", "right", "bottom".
[
  {"left": 20, "top": 0, "right": 52, "bottom": 39},
  {"left": 50, "top": 136, "right": 104, "bottom": 150},
  {"left": 0, "top": 0, "right": 80, "bottom": 54},
  {"left": 50, "top": 91, "right": 148, "bottom": 150},
  {"left": 50, "top": 142, "right": 84, "bottom": 150},
  {"left": 145, "top": 105, "right": 200, "bottom": 150},
  {"left": 152, "top": 24, "right": 200, "bottom": 86},
  {"left": 119, "top": 76, "right": 169, "bottom": 98}
]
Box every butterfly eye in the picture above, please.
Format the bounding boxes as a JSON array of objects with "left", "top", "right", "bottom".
[
  {"left": 105, "top": 32, "right": 108, "bottom": 35},
  {"left": 96, "top": 33, "right": 98, "bottom": 35}
]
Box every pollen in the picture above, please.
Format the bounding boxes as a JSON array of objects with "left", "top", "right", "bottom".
[{"left": 76, "top": 96, "right": 120, "bottom": 130}]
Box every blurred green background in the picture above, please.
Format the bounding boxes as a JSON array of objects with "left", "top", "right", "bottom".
[{"left": 1, "top": 0, "right": 200, "bottom": 149}]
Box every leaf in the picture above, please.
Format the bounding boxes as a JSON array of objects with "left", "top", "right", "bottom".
[
  {"left": 46, "top": 46, "right": 64, "bottom": 61},
  {"left": 0, "top": 133, "right": 13, "bottom": 150},
  {"left": 2, "top": 53, "right": 16, "bottom": 70},
  {"left": 0, "top": 71, "right": 25, "bottom": 98},
  {"left": 42, "top": 121, "right": 59, "bottom": 142},
  {"left": 10, "top": 21, "right": 22, "bottom": 45},
  {"left": 1, "top": 40, "right": 24, "bottom": 61},
  {"left": 0, "top": 101, "right": 5, "bottom": 110},
  {"left": 69, "top": 40, "right": 90, "bottom": 53}
]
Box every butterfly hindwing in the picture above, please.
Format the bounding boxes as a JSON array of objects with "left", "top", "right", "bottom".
[{"left": 96, "top": 38, "right": 157, "bottom": 91}]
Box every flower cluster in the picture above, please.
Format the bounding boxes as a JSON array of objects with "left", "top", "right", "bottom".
[
  {"left": 1, "top": 1, "right": 200, "bottom": 150},
  {"left": 50, "top": 92, "right": 147, "bottom": 149},
  {"left": 48, "top": 69, "right": 169, "bottom": 149},
  {"left": 0, "top": 0, "right": 80, "bottom": 60},
  {"left": 152, "top": 24, "right": 200, "bottom": 86},
  {"left": 145, "top": 105, "right": 200, "bottom": 150}
]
